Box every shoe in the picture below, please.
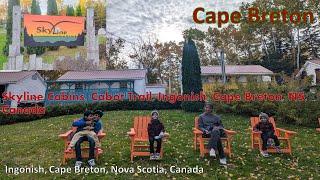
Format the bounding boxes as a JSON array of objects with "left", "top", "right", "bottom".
[
  {"left": 150, "top": 153, "right": 155, "bottom": 160},
  {"left": 155, "top": 153, "right": 160, "bottom": 160},
  {"left": 219, "top": 158, "right": 227, "bottom": 165},
  {"left": 209, "top": 148, "right": 216, "bottom": 157},
  {"left": 275, "top": 146, "right": 282, "bottom": 153},
  {"left": 88, "top": 159, "right": 96, "bottom": 167},
  {"left": 261, "top": 151, "right": 270, "bottom": 157},
  {"left": 75, "top": 161, "right": 82, "bottom": 168}
]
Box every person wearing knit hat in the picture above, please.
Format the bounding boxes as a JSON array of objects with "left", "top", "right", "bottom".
[
  {"left": 148, "top": 110, "right": 165, "bottom": 160},
  {"left": 254, "top": 112, "right": 281, "bottom": 157}
]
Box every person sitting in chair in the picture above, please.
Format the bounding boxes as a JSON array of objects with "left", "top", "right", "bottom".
[
  {"left": 71, "top": 110, "right": 102, "bottom": 168},
  {"left": 198, "top": 102, "right": 227, "bottom": 165},
  {"left": 253, "top": 112, "right": 281, "bottom": 157},
  {"left": 148, "top": 110, "right": 165, "bottom": 160}
]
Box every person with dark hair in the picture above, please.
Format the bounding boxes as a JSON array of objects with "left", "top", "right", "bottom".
[
  {"left": 148, "top": 110, "right": 165, "bottom": 160},
  {"left": 254, "top": 112, "right": 281, "bottom": 157},
  {"left": 198, "top": 102, "right": 227, "bottom": 165},
  {"left": 70, "top": 110, "right": 102, "bottom": 167}
]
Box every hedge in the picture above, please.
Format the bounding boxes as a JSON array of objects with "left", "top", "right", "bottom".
[{"left": 0, "top": 100, "right": 181, "bottom": 125}]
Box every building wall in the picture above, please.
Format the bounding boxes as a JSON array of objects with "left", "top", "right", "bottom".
[
  {"left": 146, "top": 86, "right": 166, "bottom": 95},
  {"left": 134, "top": 79, "right": 146, "bottom": 95},
  {"left": 305, "top": 62, "right": 320, "bottom": 85},
  {"left": 6, "top": 74, "right": 46, "bottom": 107}
]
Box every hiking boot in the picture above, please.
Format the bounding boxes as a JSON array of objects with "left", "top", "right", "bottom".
[
  {"left": 75, "top": 161, "right": 82, "bottom": 168},
  {"left": 209, "top": 148, "right": 216, "bottom": 158},
  {"left": 261, "top": 151, "right": 270, "bottom": 157},
  {"left": 155, "top": 153, "right": 160, "bottom": 160},
  {"left": 219, "top": 158, "right": 227, "bottom": 165},
  {"left": 150, "top": 153, "right": 155, "bottom": 160},
  {"left": 88, "top": 159, "right": 96, "bottom": 167}
]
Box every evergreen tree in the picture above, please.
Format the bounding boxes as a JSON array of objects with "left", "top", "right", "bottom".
[
  {"left": 181, "top": 38, "right": 202, "bottom": 94},
  {"left": 66, "top": 6, "right": 75, "bottom": 16},
  {"left": 75, "top": 5, "right": 82, "bottom": 16},
  {"left": 3, "top": 0, "right": 20, "bottom": 56},
  {"left": 31, "top": 0, "right": 41, "bottom": 15},
  {"left": 47, "top": 0, "right": 58, "bottom": 15}
]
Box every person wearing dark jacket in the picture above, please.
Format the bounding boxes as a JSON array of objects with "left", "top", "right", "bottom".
[
  {"left": 147, "top": 110, "right": 165, "bottom": 160},
  {"left": 254, "top": 112, "right": 281, "bottom": 157},
  {"left": 198, "top": 102, "right": 227, "bottom": 165},
  {"left": 72, "top": 110, "right": 102, "bottom": 168}
]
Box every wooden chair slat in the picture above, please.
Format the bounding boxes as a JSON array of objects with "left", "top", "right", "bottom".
[{"left": 128, "top": 116, "right": 168, "bottom": 161}]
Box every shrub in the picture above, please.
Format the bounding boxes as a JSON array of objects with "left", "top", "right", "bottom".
[
  {"left": 181, "top": 101, "right": 205, "bottom": 112},
  {"left": 0, "top": 100, "right": 181, "bottom": 125}
]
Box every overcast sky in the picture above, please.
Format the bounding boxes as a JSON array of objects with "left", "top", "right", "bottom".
[{"left": 106, "top": 0, "right": 252, "bottom": 43}]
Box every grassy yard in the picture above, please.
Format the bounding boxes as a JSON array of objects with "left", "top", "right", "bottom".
[
  {"left": 0, "top": 30, "right": 6, "bottom": 70},
  {"left": 0, "top": 110, "right": 319, "bottom": 179}
]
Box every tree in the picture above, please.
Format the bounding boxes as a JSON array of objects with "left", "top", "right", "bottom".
[
  {"left": 101, "top": 37, "right": 128, "bottom": 70},
  {"left": 181, "top": 38, "right": 202, "bottom": 94},
  {"left": 66, "top": 5, "right": 75, "bottom": 16},
  {"left": 54, "top": 56, "right": 99, "bottom": 70},
  {"left": 94, "top": 0, "right": 106, "bottom": 30},
  {"left": 21, "top": 0, "right": 31, "bottom": 13},
  {"left": 3, "top": 0, "right": 20, "bottom": 56},
  {"left": 47, "top": 0, "right": 58, "bottom": 15},
  {"left": 31, "top": 0, "right": 41, "bottom": 15},
  {"left": 130, "top": 38, "right": 158, "bottom": 83},
  {"left": 75, "top": 4, "right": 82, "bottom": 16}
]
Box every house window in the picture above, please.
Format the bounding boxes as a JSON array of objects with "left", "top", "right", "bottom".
[
  {"left": 120, "top": 82, "right": 127, "bottom": 89},
  {"left": 75, "top": 83, "right": 83, "bottom": 90}
]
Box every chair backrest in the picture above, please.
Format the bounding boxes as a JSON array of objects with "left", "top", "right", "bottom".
[
  {"left": 250, "top": 117, "right": 277, "bottom": 129},
  {"left": 134, "top": 116, "right": 151, "bottom": 139},
  {"left": 194, "top": 117, "right": 199, "bottom": 129}
]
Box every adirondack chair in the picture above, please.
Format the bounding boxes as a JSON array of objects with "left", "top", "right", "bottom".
[
  {"left": 127, "top": 116, "right": 169, "bottom": 161},
  {"left": 250, "top": 117, "right": 296, "bottom": 155},
  {"left": 317, "top": 118, "right": 320, "bottom": 132},
  {"left": 193, "top": 117, "right": 236, "bottom": 157},
  {"left": 59, "top": 119, "right": 106, "bottom": 165}
]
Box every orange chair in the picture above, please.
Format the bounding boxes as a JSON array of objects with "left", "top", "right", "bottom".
[
  {"left": 127, "top": 116, "right": 169, "bottom": 161},
  {"left": 193, "top": 117, "right": 236, "bottom": 157},
  {"left": 59, "top": 120, "right": 106, "bottom": 165},
  {"left": 250, "top": 117, "right": 296, "bottom": 155}
]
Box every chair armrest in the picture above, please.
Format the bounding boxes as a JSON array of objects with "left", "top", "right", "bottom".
[
  {"left": 58, "top": 130, "right": 73, "bottom": 140},
  {"left": 277, "top": 128, "right": 296, "bottom": 138},
  {"left": 97, "top": 131, "right": 106, "bottom": 139},
  {"left": 127, "top": 128, "right": 136, "bottom": 136},
  {"left": 193, "top": 128, "right": 203, "bottom": 135},
  {"left": 224, "top": 129, "right": 236, "bottom": 135},
  {"left": 252, "top": 130, "right": 262, "bottom": 134}
]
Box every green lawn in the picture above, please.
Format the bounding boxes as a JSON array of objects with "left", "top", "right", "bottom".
[
  {"left": 0, "top": 30, "right": 6, "bottom": 70},
  {"left": 0, "top": 110, "right": 319, "bottom": 179}
]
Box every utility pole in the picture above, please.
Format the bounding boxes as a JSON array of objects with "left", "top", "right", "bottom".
[
  {"left": 296, "top": 28, "right": 300, "bottom": 70},
  {"left": 220, "top": 49, "right": 226, "bottom": 84}
]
